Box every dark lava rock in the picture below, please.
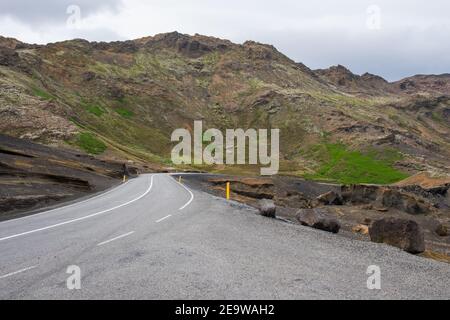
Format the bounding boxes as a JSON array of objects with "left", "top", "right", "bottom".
[
  {"left": 0, "top": 47, "right": 20, "bottom": 66},
  {"left": 81, "top": 71, "right": 96, "bottom": 81},
  {"left": 369, "top": 218, "right": 425, "bottom": 254},
  {"left": 0, "top": 134, "right": 123, "bottom": 220},
  {"left": 341, "top": 185, "right": 433, "bottom": 215},
  {"left": 296, "top": 208, "right": 341, "bottom": 234},
  {"left": 258, "top": 199, "right": 276, "bottom": 218},
  {"left": 109, "top": 86, "right": 125, "bottom": 99},
  {"left": 435, "top": 223, "right": 448, "bottom": 237},
  {"left": 316, "top": 191, "right": 343, "bottom": 205}
]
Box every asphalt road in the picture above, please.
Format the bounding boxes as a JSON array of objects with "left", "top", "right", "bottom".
[{"left": 0, "top": 174, "right": 448, "bottom": 299}]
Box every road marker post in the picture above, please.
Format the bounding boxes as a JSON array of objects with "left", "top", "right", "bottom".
[
  {"left": 226, "top": 182, "right": 230, "bottom": 200},
  {"left": 178, "top": 176, "right": 182, "bottom": 183},
  {"left": 123, "top": 175, "right": 127, "bottom": 183}
]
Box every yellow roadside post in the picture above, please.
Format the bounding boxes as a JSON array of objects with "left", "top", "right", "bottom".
[
  {"left": 123, "top": 175, "right": 127, "bottom": 183},
  {"left": 226, "top": 182, "right": 230, "bottom": 200}
]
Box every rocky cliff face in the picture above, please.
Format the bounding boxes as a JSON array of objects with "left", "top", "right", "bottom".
[
  {"left": 0, "top": 32, "right": 449, "bottom": 183},
  {"left": 0, "top": 134, "right": 126, "bottom": 219}
]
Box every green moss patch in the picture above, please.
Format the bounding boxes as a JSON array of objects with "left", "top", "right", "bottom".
[
  {"left": 76, "top": 132, "right": 107, "bottom": 155},
  {"left": 85, "top": 104, "right": 105, "bottom": 117},
  {"left": 303, "top": 143, "right": 408, "bottom": 185},
  {"left": 115, "top": 107, "right": 134, "bottom": 118},
  {"left": 32, "top": 87, "right": 54, "bottom": 100}
]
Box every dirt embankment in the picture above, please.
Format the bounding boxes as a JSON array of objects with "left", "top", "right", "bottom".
[
  {"left": 178, "top": 173, "right": 450, "bottom": 260},
  {"left": 0, "top": 134, "right": 137, "bottom": 220}
]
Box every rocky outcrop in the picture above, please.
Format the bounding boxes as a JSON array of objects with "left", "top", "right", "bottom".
[
  {"left": 369, "top": 218, "right": 425, "bottom": 254},
  {"left": 0, "top": 46, "right": 20, "bottom": 66},
  {"left": 137, "top": 32, "right": 232, "bottom": 58},
  {"left": 296, "top": 208, "right": 341, "bottom": 233},
  {"left": 0, "top": 134, "right": 124, "bottom": 219},
  {"left": 258, "top": 199, "right": 276, "bottom": 218},
  {"left": 316, "top": 191, "right": 343, "bottom": 205},
  {"left": 340, "top": 185, "right": 434, "bottom": 215},
  {"left": 209, "top": 177, "right": 274, "bottom": 200},
  {"left": 393, "top": 172, "right": 450, "bottom": 209},
  {"left": 393, "top": 74, "right": 450, "bottom": 95},
  {"left": 314, "top": 65, "right": 393, "bottom": 95}
]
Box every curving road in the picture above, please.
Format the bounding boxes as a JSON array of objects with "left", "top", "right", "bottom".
[{"left": 0, "top": 174, "right": 449, "bottom": 299}]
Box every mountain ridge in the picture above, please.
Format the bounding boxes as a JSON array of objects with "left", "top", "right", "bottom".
[{"left": 0, "top": 32, "right": 449, "bottom": 182}]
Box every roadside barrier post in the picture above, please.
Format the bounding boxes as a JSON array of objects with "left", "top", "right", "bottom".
[
  {"left": 178, "top": 176, "right": 182, "bottom": 183},
  {"left": 226, "top": 182, "right": 230, "bottom": 200},
  {"left": 123, "top": 175, "right": 127, "bottom": 183}
]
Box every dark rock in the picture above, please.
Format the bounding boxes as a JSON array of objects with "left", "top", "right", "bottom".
[
  {"left": 114, "top": 40, "right": 138, "bottom": 53},
  {"left": 109, "top": 86, "right": 125, "bottom": 100},
  {"left": 0, "top": 47, "right": 20, "bottom": 66},
  {"left": 177, "top": 39, "right": 212, "bottom": 58},
  {"left": 297, "top": 208, "right": 341, "bottom": 233},
  {"left": 81, "top": 71, "right": 96, "bottom": 81},
  {"left": 243, "top": 41, "right": 276, "bottom": 60},
  {"left": 435, "top": 224, "right": 448, "bottom": 237},
  {"left": 341, "top": 185, "right": 433, "bottom": 215},
  {"left": 369, "top": 218, "right": 425, "bottom": 254},
  {"left": 274, "top": 190, "right": 311, "bottom": 209},
  {"left": 316, "top": 191, "right": 343, "bottom": 205},
  {"left": 258, "top": 199, "right": 276, "bottom": 218}
]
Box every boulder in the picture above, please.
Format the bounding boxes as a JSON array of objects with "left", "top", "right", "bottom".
[
  {"left": 297, "top": 208, "right": 341, "bottom": 234},
  {"left": 369, "top": 218, "right": 425, "bottom": 254},
  {"left": 316, "top": 191, "right": 343, "bottom": 205},
  {"left": 435, "top": 224, "right": 448, "bottom": 237},
  {"left": 258, "top": 199, "right": 276, "bottom": 218}
]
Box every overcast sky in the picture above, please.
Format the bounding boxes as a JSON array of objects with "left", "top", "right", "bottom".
[{"left": 0, "top": 0, "right": 449, "bottom": 81}]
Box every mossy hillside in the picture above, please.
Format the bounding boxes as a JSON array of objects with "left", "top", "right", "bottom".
[{"left": 2, "top": 35, "right": 447, "bottom": 182}]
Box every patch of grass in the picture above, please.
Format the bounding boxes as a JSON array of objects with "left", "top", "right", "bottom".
[
  {"left": 431, "top": 111, "right": 444, "bottom": 123},
  {"left": 195, "top": 78, "right": 210, "bottom": 89},
  {"left": 32, "top": 87, "right": 54, "bottom": 100},
  {"left": 76, "top": 132, "right": 107, "bottom": 155},
  {"left": 248, "top": 78, "right": 265, "bottom": 92},
  {"left": 303, "top": 143, "right": 408, "bottom": 185},
  {"left": 85, "top": 104, "right": 105, "bottom": 117},
  {"left": 202, "top": 52, "right": 220, "bottom": 67},
  {"left": 115, "top": 107, "right": 134, "bottom": 118}
]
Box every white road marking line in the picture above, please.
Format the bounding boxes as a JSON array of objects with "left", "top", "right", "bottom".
[
  {"left": 0, "top": 175, "right": 154, "bottom": 242},
  {"left": 156, "top": 215, "right": 172, "bottom": 223},
  {"left": 0, "top": 266, "right": 37, "bottom": 279},
  {"left": 97, "top": 231, "right": 135, "bottom": 246},
  {"left": 0, "top": 181, "right": 131, "bottom": 225},
  {"left": 174, "top": 176, "right": 194, "bottom": 210}
]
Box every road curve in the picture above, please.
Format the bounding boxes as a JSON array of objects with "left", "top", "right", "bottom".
[{"left": 0, "top": 174, "right": 448, "bottom": 299}]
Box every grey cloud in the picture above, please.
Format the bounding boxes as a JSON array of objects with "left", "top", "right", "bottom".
[
  {"left": 255, "top": 27, "right": 450, "bottom": 81},
  {"left": 0, "top": 0, "right": 449, "bottom": 80},
  {"left": 0, "top": 0, "right": 122, "bottom": 23}
]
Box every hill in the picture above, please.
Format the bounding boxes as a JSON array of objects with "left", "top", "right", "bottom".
[{"left": 0, "top": 32, "right": 449, "bottom": 183}]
